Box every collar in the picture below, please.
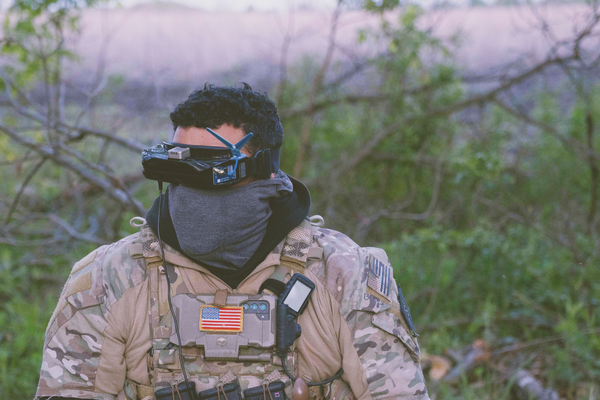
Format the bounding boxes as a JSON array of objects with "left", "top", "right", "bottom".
[
  {"left": 140, "top": 223, "right": 283, "bottom": 289},
  {"left": 144, "top": 174, "right": 311, "bottom": 288}
]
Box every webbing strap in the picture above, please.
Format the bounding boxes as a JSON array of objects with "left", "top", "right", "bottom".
[
  {"left": 143, "top": 223, "right": 171, "bottom": 385},
  {"left": 129, "top": 380, "right": 155, "bottom": 399},
  {"left": 280, "top": 219, "right": 313, "bottom": 270},
  {"left": 147, "top": 265, "right": 161, "bottom": 387},
  {"left": 277, "top": 219, "right": 314, "bottom": 373},
  {"left": 214, "top": 289, "right": 228, "bottom": 308},
  {"left": 259, "top": 264, "right": 289, "bottom": 295},
  {"left": 270, "top": 265, "right": 289, "bottom": 282}
]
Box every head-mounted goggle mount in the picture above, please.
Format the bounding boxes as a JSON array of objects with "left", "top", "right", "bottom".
[{"left": 142, "top": 127, "right": 280, "bottom": 188}]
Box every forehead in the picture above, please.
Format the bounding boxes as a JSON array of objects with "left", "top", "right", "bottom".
[{"left": 173, "top": 125, "right": 246, "bottom": 149}]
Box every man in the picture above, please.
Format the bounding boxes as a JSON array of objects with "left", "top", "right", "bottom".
[{"left": 35, "top": 84, "right": 429, "bottom": 400}]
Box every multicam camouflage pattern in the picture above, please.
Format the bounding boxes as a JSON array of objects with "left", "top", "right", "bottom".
[
  {"left": 36, "top": 233, "right": 149, "bottom": 400},
  {"left": 308, "top": 227, "right": 429, "bottom": 399},
  {"left": 141, "top": 224, "right": 297, "bottom": 399},
  {"left": 280, "top": 218, "right": 313, "bottom": 269},
  {"left": 36, "top": 220, "right": 429, "bottom": 400}
]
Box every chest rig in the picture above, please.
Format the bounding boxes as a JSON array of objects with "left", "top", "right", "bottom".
[{"left": 128, "top": 219, "right": 315, "bottom": 400}]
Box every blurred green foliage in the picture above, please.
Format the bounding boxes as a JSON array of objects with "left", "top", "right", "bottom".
[{"left": 1, "top": 1, "right": 599, "bottom": 399}]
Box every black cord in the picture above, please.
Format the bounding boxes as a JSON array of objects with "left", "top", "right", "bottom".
[
  {"left": 157, "top": 182, "right": 192, "bottom": 394},
  {"left": 279, "top": 350, "right": 344, "bottom": 387}
]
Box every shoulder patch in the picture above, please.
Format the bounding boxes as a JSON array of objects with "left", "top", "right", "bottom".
[
  {"left": 44, "top": 247, "right": 107, "bottom": 342},
  {"left": 367, "top": 253, "right": 393, "bottom": 302},
  {"left": 70, "top": 249, "right": 97, "bottom": 274},
  {"left": 102, "top": 232, "right": 148, "bottom": 308},
  {"left": 64, "top": 272, "right": 92, "bottom": 298}
]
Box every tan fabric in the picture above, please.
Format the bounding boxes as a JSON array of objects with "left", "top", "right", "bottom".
[
  {"left": 213, "top": 289, "right": 229, "bottom": 308},
  {"left": 64, "top": 272, "right": 92, "bottom": 298},
  {"left": 36, "top": 224, "right": 430, "bottom": 400},
  {"left": 129, "top": 381, "right": 154, "bottom": 399},
  {"left": 307, "top": 247, "right": 324, "bottom": 260},
  {"left": 128, "top": 243, "right": 144, "bottom": 259},
  {"left": 295, "top": 268, "right": 370, "bottom": 398},
  {"left": 71, "top": 250, "right": 98, "bottom": 274},
  {"left": 96, "top": 280, "right": 152, "bottom": 392}
]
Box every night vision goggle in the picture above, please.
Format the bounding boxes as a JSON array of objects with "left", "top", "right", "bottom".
[{"left": 142, "top": 127, "right": 280, "bottom": 188}]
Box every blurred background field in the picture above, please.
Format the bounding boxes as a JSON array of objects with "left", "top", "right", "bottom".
[{"left": 1, "top": 0, "right": 600, "bottom": 399}]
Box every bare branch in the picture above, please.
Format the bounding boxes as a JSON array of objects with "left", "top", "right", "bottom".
[
  {"left": 341, "top": 123, "right": 400, "bottom": 175},
  {"left": 275, "top": 2, "right": 296, "bottom": 107},
  {"left": 5, "top": 157, "right": 47, "bottom": 224},
  {"left": 586, "top": 111, "right": 598, "bottom": 227},
  {"left": 491, "top": 327, "right": 600, "bottom": 357},
  {"left": 48, "top": 214, "right": 107, "bottom": 245},
  {"left": 280, "top": 93, "right": 387, "bottom": 119},
  {"left": 1, "top": 88, "right": 145, "bottom": 153},
  {"left": 474, "top": 194, "right": 585, "bottom": 263},
  {"left": 280, "top": 78, "right": 448, "bottom": 119},
  {"left": 0, "top": 123, "right": 145, "bottom": 214},
  {"left": 293, "top": 1, "right": 343, "bottom": 177},
  {"left": 387, "top": 156, "right": 444, "bottom": 221},
  {"left": 65, "top": 126, "right": 145, "bottom": 152},
  {"left": 428, "top": 54, "right": 578, "bottom": 119},
  {"left": 0, "top": 235, "right": 65, "bottom": 247},
  {"left": 491, "top": 97, "right": 600, "bottom": 160}
]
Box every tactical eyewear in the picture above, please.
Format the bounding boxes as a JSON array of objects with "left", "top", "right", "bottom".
[{"left": 142, "top": 127, "right": 280, "bottom": 188}]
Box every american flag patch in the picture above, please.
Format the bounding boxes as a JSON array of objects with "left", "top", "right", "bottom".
[
  {"left": 199, "top": 306, "right": 243, "bottom": 332},
  {"left": 367, "top": 254, "right": 393, "bottom": 301}
]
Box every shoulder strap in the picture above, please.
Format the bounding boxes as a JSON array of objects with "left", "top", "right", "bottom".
[
  {"left": 128, "top": 224, "right": 167, "bottom": 270},
  {"left": 260, "top": 219, "right": 314, "bottom": 296},
  {"left": 280, "top": 219, "right": 313, "bottom": 271},
  {"left": 140, "top": 224, "right": 163, "bottom": 263}
]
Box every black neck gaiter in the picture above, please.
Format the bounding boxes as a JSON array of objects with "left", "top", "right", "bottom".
[
  {"left": 168, "top": 171, "right": 293, "bottom": 272},
  {"left": 146, "top": 174, "right": 311, "bottom": 288}
]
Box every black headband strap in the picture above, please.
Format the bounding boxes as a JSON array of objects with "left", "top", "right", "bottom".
[{"left": 271, "top": 147, "right": 281, "bottom": 173}]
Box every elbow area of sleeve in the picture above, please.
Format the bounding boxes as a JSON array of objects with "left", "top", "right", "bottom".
[
  {"left": 93, "top": 295, "right": 135, "bottom": 395},
  {"left": 350, "top": 310, "right": 431, "bottom": 400},
  {"left": 35, "top": 304, "right": 118, "bottom": 399},
  {"left": 34, "top": 391, "right": 116, "bottom": 400},
  {"left": 94, "top": 322, "right": 127, "bottom": 394}
]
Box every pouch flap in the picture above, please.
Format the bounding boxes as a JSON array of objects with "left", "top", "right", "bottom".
[
  {"left": 372, "top": 311, "right": 420, "bottom": 363},
  {"left": 65, "top": 269, "right": 105, "bottom": 310}
]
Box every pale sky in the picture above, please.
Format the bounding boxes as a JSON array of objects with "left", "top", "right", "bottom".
[
  {"left": 121, "top": 0, "right": 339, "bottom": 12},
  {"left": 110, "top": 0, "right": 458, "bottom": 11},
  {"left": 0, "top": 0, "right": 340, "bottom": 12},
  {"left": 0, "top": 0, "right": 487, "bottom": 12}
]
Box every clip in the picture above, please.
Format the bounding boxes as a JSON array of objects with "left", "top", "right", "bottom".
[{"left": 205, "top": 127, "right": 253, "bottom": 179}]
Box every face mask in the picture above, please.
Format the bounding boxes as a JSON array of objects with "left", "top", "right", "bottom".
[{"left": 168, "top": 170, "right": 293, "bottom": 271}]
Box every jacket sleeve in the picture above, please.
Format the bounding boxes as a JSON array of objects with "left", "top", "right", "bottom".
[
  {"left": 35, "top": 245, "right": 128, "bottom": 400},
  {"left": 325, "top": 245, "right": 431, "bottom": 400}
]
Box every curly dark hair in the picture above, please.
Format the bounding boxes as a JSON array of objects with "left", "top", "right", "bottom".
[{"left": 170, "top": 83, "right": 283, "bottom": 154}]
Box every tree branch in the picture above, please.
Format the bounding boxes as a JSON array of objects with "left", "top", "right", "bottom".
[
  {"left": 0, "top": 123, "right": 145, "bottom": 214},
  {"left": 387, "top": 156, "right": 444, "bottom": 221},
  {"left": 48, "top": 214, "right": 107, "bottom": 245},
  {"left": 491, "top": 97, "right": 600, "bottom": 160},
  {"left": 292, "top": 1, "right": 343, "bottom": 177},
  {"left": 586, "top": 111, "right": 598, "bottom": 227},
  {"left": 427, "top": 54, "right": 578, "bottom": 120},
  {"left": 4, "top": 157, "right": 47, "bottom": 224},
  {"left": 5, "top": 100, "right": 146, "bottom": 153}
]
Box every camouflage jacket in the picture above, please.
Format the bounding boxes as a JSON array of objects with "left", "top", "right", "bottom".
[{"left": 36, "top": 220, "right": 429, "bottom": 400}]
